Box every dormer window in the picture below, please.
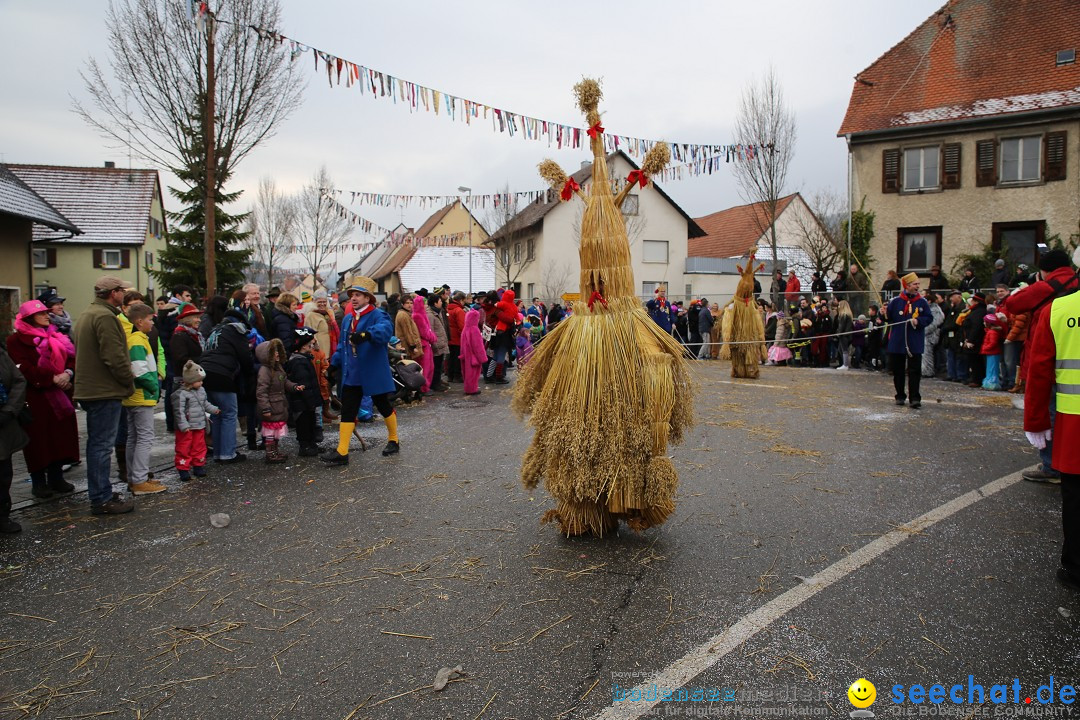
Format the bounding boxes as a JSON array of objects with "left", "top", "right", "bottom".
[{"left": 1057, "top": 49, "right": 1075, "bottom": 66}]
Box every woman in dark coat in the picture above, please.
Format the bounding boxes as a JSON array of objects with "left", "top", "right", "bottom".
[
  {"left": 271, "top": 293, "right": 300, "bottom": 353},
  {"left": 201, "top": 309, "right": 256, "bottom": 462},
  {"left": 200, "top": 295, "right": 229, "bottom": 339},
  {"left": 6, "top": 300, "right": 78, "bottom": 499},
  {"left": 0, "top": 343, "right": 30, "bottom": 533}
]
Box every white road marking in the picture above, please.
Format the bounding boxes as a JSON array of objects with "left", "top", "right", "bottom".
[{"left": 590, "top": 469, "right": 1027, "bottom": 719}]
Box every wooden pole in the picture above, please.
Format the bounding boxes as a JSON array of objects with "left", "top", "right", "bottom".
[{"left": 204, "top": 9, "right": 217, "bottom": 297}]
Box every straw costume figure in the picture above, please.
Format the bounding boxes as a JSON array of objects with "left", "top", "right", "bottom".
[
  {"left": 512, "top": 78, "right": 694, "bottom": 537},
  {"left": 720, "top": 253, "right": 768, "bottom": 378}
]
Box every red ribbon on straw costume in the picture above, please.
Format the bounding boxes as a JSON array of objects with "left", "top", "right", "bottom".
[
  {"left": 560, "top": 178, "right": 580, "bottom": 201},
  {"left": 587, "top": 123, "right": 604, "bottom": 139},
  {"left": 587, "top": 291, "right": 608, "bottom": 310},
  {"left": 626, "top": 170, "right": 648, "bottom": 188}
]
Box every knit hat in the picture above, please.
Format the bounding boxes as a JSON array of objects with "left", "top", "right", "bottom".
[
  {"left": 983, "top": 312, "right": 1001, "bottom": 328},
  {"left": 293, "top": 326, "right": 316, "bottom": 349},
  {"left": 900, "top": 272, "right": 919, "bottom": 288},
  {"left": 1038, "top": 249, "right": 1072, "bottom": 272},
  {"left": 300, "top": 290, "right": 313, "bottom": 303},
  {"left": 314, "top": 289, "right": 328, "bottom": 300},
  {"left": 858, "top": 314, "right": 867, "bottom": 322},
  {"left": 182, "top": 360, "right": 206, "bottom": 385},
  {"left": 994, "top": 259, "right": 1005, "bottom": 268}
]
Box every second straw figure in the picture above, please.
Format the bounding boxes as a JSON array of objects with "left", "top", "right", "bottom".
[{"left": 512, "top": 78, "right": 694, "bottom": 537}]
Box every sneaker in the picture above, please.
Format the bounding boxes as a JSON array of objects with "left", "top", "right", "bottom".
[
  {"left": 130, "top": 481, "right": 167, "bottom": 496},
  {"left": 1022, "top": 466, "right": 1061, "bottom": 484},
  {"left": 91, "top": 493, "right": 135, "bottom": 515},
  {"left": 216, "top": 453, "right": 248, "bottom": 464},
  {"left": 177, "top": 470, "right": 192, "bottom": 482},
  {"left": 895, "top": 398, "right": 906, "bottom": 406},
  {"left": 193, "top": 466, "right": 207, "bottom": 478},
  {"left": 1057, "top": 567, "right": 1080, "bottom": 592},
  {"left": 910, "top": 401, "right": 922, "bottom": 409},
  {"left": 381, "top": 440, "right": 400, "bottom": 457},
  {"left": 320, "top": 450, "right": 348, "bottom": 465},
  {"left": 836, "top": 365, "right": 847, "bottom": 370},
  {"left": 0, "top": 517, "right": 22, "bottom": 534}
]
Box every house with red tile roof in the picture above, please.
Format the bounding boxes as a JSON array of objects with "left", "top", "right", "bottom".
[
  {"left": 5, "top": 162, "right": 167, "bottom": 318},
  {"left": 488, "top": 151, "right": 705, "bottom": 303},
  {"left": 686, "top": 193, "right": 830, "bottom": 302},
  {"left": 839, "top": 0, "right": 1080, "bottom": 285}
]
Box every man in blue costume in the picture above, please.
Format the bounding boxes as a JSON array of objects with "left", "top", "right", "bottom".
[{"left": 321, "top": 277, "right": 400, "bottom": 464}]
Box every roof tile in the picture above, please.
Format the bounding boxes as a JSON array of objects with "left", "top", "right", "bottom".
[
  {"left": 839, "top": 0, "right": 1080, "bottom": 135},
  {"left": 689, "top": 194, "right": 798, "bottom": 258},
  {"left": 6, "top": 164, "right": 161, "bottom": 245}
]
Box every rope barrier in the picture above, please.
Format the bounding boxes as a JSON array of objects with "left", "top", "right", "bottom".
[{"left": 679, "top": 317, "right": 918, "bottom": 347}]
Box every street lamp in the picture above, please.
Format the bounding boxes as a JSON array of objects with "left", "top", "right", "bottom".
[{"left": 458, "top": 186, "right": 472, "bottom": 294}]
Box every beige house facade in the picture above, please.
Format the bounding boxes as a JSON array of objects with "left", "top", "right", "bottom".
[
  {"left": 838, "top": 0, "right": 1080, "bottom": 285},
  {"left": 849, "top": 119, "right": 1079, "bottom": 279},
  {"left": 489, "top": 152, "right": 705, "bottom": 304}
]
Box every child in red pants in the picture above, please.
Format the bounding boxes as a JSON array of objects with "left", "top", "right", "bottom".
[{"left": 174, "top": 360, "right": 220, "bottom": 481}]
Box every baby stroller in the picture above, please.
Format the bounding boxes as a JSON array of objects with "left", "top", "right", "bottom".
[{"left": 392, "top": 358, "right": 426, "bottom": 404}]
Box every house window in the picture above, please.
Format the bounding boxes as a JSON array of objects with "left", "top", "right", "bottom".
[
  {"left": 1001, "top": 136, "right": 1041, "bottom": 183},
  {"left": 992, "top": 221, "right": 1045, "bottom": 267},
  {"left": 102, "top": 249, "right": 123, "bottom": 269},
  {"left": 903, "top": 146, "right": 939, "bottom": 190},
  {"left": 684, "top": 283, "right": 692, "bottom": 298},
  {"left": 501, "top": 248, "right": 510, "bottom": 266},
  {"left": 514, "top": 242, "right": 521, "bottom": 263},
  {"left": 642, "top": 240, "right": 668, "bottom": 263},
  {"left": 642, "top": 281, "right": 662, "bottom": 296},
  {"left": 527, "top": 283, "right": 535, "bottom": 300},
  {"left": 33, "top": 284, "right": 51, "bottom": 299},
  {"left": 32, "top": 248, "right": 48, "bottom": 268},
  {"left": 622, "top": 194, "right": 639, "bottom": 216},
  {"left": 896, "top": 227, "right": 942, "bottom": 273},
  {"left": 526, "top": 238, "right": 535, "bottom": 261}
]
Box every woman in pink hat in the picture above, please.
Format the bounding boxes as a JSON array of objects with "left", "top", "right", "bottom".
[{"left": 6, "top": 300, "right": 79, "bottom": 499}]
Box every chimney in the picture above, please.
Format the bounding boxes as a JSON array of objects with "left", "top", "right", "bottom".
[
  {"left": 104, "top": 161, "right": 115, "bottom": 168},
  {"left": 580, "top": 161, "right": 592, "bottom": 170}
]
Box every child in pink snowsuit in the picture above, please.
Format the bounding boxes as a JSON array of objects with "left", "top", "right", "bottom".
[
  {"left": 460, "top": 309, "right": 487, "bottom": 396},
  {"left": 412, "top": 296, "right": 438, "bottom": 393}
]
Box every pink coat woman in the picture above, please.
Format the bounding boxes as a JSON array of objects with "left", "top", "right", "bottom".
[
  {"left": 459, "top": 309, "right": 487, "bottom": 396},
  {"left": 412, "top": 296, "right": 438, "bottom": 393},
  {"left": 6, "top": 300, "right": 78, "bottom": 497}
]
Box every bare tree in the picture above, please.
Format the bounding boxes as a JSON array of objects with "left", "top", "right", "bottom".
[
  {"left": 295, "top": 166, "right": 353, "bottom": 286},
  {"left": 792, "top": 189, "right": 844, "bottom": 278},
  {"left": 246, "top": 176, "right": 296, "bottom": 289},
  {"left": 485, "top": 185, "right": 537, "bottom": 288},
  {"left": 76, "top": 0, "right": 304, "bottom": 180},
  {"left": 732, "top": 67, "right": 797, "bottom": 310},
  {"left": 539, "top": 260, "right": 575, "bottom": 305}
]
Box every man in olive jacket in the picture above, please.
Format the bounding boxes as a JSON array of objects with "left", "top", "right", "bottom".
[{"left": 74, "top": 276, "right": 137, "bottom": 515}]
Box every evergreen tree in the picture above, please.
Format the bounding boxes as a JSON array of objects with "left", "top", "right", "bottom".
[
  {"left": 152, "top": 122, "right": 251, "bottom": 297},
  {"left": 840, "top": 196, "right": 876, "bottom": 272}
]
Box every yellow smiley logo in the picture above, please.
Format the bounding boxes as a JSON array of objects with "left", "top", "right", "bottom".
[{"left": 848, "top": 678, "right": 876, "bottom": 708}]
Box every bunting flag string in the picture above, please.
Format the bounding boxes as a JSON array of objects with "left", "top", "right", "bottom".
[
  {"left": 239, "top": 20, "right": 775, "bottom": 166},
  {"left": 318, "top": 152, "right": 738, "bottom": 214},
  {"left": 314, "top": 194, "right": 470, "bottom": 253}
]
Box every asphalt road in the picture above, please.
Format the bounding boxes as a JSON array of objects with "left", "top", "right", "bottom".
[{"left": 0, "top": 362, "right": 1075, "bottom": 720}]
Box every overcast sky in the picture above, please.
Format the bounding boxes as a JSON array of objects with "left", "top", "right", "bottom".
[{"left": 1, "top": 0, "right": 942, "bottom": 273}]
